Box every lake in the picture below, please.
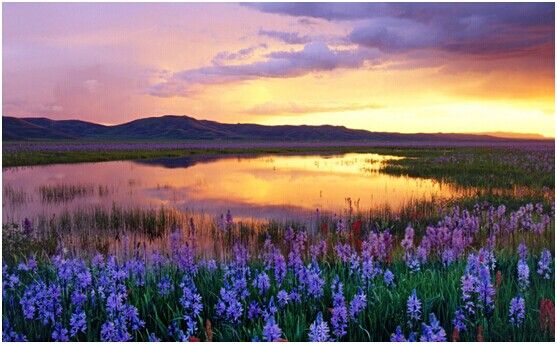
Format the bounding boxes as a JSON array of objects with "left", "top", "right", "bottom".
[{"left": 3, "top": 152, "right": 464, "bottom": 225}]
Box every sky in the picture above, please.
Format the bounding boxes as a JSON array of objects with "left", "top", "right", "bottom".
[{"left": 3, "top": 2, "right": 555, "bottom": 136}]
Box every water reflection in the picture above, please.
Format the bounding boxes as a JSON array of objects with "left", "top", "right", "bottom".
[{"left": 3, "top": 153, "right": 463, "bottom": 223}]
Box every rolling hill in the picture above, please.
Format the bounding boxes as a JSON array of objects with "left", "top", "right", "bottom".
[{"left": 2, "top": 115, "right": 548, "bottom": 142}]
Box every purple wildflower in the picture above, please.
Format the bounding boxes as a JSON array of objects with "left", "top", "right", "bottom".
[
  {"left": 232, "top": 244, "right": 250, "bottom": 268},
  {"left": 123, "top": 304, "right": 146, "bottom": 331},
  {"left": 405, "top": 254, "right": 421, "bottom": 273},
  {"left": 310, "top": 241, "right": 327, "bottom": 262},
  {"left": 461, "top": 253, "right": 495, "bottom": 317},
  {"left": 362, "top": 258, "right": 382, "bottom": 283},
  {"left": 17, "top": 256, "right": 37, "bottom": 273},
  {"left": 203, "top": 259, "right": 218, "bottom": 272},
  {"left": 364, "top": 230, "right": 394, "bottom": 263},
  {"left": 76, "top": 270, "right": 92, "bottom": 289},
  {"left": 157, "top": 276, "right": 174, "bottom": 297},
  {"left": 273, "top": 252, "right": 287, "bottom": 284},
  {"left": 508, "top": 296, "right": 525, "bottom": 327},
  {"left": 167, "top": 320, "right": 188, "bottom": 341},
  {"left": 289, "top": 290, "right": 302, "bottom": 304},
  {"left": 216, "top": 288, "right": 243, "bottom": 323},
  {"left": 420, "top": 313, "right": 446, "bottom": 342},
  {"left": 460, "top": 273, "right": 478, "bottom": 315},
  {"left": 2, "top": 319, "right": 27, "bottom": 342},
  {"left": 277, "top": 290, "right": 289, "bottom": 308},
  {"left": 383, "top": 269, "right": 395, "bottom": 288},
  {"left": 308, "top": 312, "right": 331, "bottom": 342},
  {"left": 478, "top": 247, "right": 496, "bottom": 271},
  {"left": 52, "top": 323, "right": 69, "bottom": 342},
  {"left": 517, "top": 260, "right": 530, "bottom": 291},
  {"left": 20, "top": 281, "right": 62, "bottom": 325},
  {"left": 477, "top": 265, "right": 495, "bottom": 315},
  {"left": 334, "top": 243, "right": 353, "bottom": 263},
  {"left": 253, "top": 272, "right": 271, "bottom": 295},
  {"left": 390, "top": 326, "right": 406, "bottom": 342},
  {"left": 91, "top": 253, "right": 105, "bottom": 268},
  {"left": 179, "top": 276, "right": 203, "bottom": 337},
  {"left": 349, "top": 288, "right": 367, "bottom": 319},
  {"left": 125, "top": 259, "right": 145, "bottom": 286},
  {"left": 70, "top": 310, "right": 87, "bottom": 337},
  {"left": 407, "top": 289, "right": 422, "bottom": 322},
  {"left": 442, "top": 248, "right": 455, "bottom": 267},
  {"left": 537, "top": 249, "right": 552, "bottom": 279},
  {"left": 336, "top": 218, "right": 346, "bottom": 234},
  {"left": 263, "top": 316, "right": 282, "bottom": 342},
  {"left": 264, "top": 297, "right": 278, "bottom": 320},
  {"left": 248, "top": 301, "right": 261, "bottom": 320},
  {"left": 452, "top": 308, "right": 467, "bottom": 332},
  {"left": 349, "top": 253, "right": 361, "bottom": 276},
  {"left": 331, "top": 278, "right": 348, "bottom": 338},
  {"left": 4, "top": 273, "right": 20, "bottom": 290},
  {"left": 401, "top": 225, "right": 414, "bottom": 251},
  {"left": 299, "top": 264, "right": 325, "bottom": 300}
]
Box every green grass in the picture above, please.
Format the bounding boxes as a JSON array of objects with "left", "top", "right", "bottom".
[{"left": 382, "top": 148, "right": 554, "bottom": 189}]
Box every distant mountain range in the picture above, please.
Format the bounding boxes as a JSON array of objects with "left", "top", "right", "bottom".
[{"left": 2, "top": 115, "right": 550, "bottom": 142}]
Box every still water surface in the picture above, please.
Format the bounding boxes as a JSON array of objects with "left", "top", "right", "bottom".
[{"left": 3, "top": 153, "right": 464, "bottom": 224}]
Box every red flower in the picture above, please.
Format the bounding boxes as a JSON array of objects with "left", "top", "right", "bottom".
[
  {"left": 205, "top": 319, "right": 213, "bottom": 342},
  {"left": 476, "top": 325, "right": 484, "bottom": 342},
  {"left": 351, "top": 220, "right": 362, "bottom": 236},
  {"left": 495, "top": 270, "right": 502, "bottom": 290},
  {"left": 452, "top": 328, "right": 460, "bottom": 342},
  {"left": 320, "top": 222, "right": 329, "bottom": 236},
  {"left": 540, "top": 299, "right": 555, "bottom": 337}
]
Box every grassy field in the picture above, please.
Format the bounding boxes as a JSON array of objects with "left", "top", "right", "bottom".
[{"left": 2, "top": 141, "right": 554, "bottom": 342}]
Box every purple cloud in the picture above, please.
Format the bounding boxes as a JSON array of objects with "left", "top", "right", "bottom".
[
  {"left": 248, "top": 3, "right": 554, "bottom": 56},
  {"left": 244, "top": 3, "right": 379, "bottom": 21},
  {"left": 212, "top": 44, "right": 268, "bottom": 64},
  {"left": 246, "top": 3, "right": 554, "bottom": 25},
  {"left": 149, "top": 42, "right": 379, "bottom": 97},
  {"left": 258, "top": 29, "right": 311, "bottom": 44},
  {"left": 348, "top": 11, "right": 553, "bottom": 56},
  {"left": 347, "top": 18, "right": 441, "bottom": 53}
]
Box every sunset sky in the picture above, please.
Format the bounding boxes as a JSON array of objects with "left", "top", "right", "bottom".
[{"left": 3, "top": 2, "right": 555, "bottom": 136}]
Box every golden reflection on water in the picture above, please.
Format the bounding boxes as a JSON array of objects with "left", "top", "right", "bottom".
[{"left": 3, "top": 153, "right": 463, "bottom": 222}]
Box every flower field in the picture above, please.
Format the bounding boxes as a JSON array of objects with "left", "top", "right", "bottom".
[{"left": 2, "top": 202, "right": 554, "bottom": 341}]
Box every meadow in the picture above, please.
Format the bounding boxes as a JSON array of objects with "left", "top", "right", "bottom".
[
  {"left": 1, "top": 142, "right": 555, "bottom": 342},
  {"left": 2, "top": 202, "right": 555, "bottom": 341}
]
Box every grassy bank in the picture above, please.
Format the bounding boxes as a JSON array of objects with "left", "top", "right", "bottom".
[{"left": 3, "top": 143, "right": 440, "bottom": 167}]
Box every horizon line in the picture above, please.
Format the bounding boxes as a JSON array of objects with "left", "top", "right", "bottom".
[{"left": 4, "top": 114, "right": 554, "bottom": 139}]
